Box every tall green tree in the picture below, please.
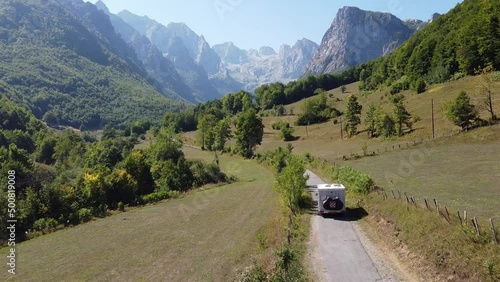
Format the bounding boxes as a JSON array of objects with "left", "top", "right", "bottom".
[
  {"left": 444, "top": 91, "right": 478, "bottom": 131},
  {"left": 391, "top": 95, "right": 413, "bottom": 136},
  {"left": 213, "top": 118, "right": 232, "bottom": 151},
  {"left": 235, "top": 108, "right": 264, "bottom": 158},
  {"left": 344, "top": 95, "right": 362, "bottom": 137},
  {"left": 364, "top": 104, "right": 378, "bottom": 138},
  {"left": 274, "top": 155, "right": 308, "bottom": 215},
  {"left": 196, "top": 114, "right": 217, "bottom": 150}
]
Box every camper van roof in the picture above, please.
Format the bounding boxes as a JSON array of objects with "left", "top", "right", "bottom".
[{"left": 317, "top": 183, "right": 345, "bottom": 190}]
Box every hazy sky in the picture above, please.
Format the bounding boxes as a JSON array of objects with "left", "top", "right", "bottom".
[{"left": 98, "top": 0, "right": 462, "bottom": 51}]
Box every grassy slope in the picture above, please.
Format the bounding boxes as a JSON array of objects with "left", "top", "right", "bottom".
[
  {"left": 0, "top": 148, "right": 279, "bottom": 282},
  {"left": 256, "top": 76, "right": 500, "bottom": 219}
]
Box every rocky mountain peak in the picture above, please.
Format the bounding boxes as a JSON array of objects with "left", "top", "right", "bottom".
[
  {"left": 94, "top": 0, "right": 110, "bottom": 15},
  {"left": 304, "top": 6, "right": 414, "bottom": 75},
  {"left": 259, "top": 46, "right": 277, "bottom": 56}
]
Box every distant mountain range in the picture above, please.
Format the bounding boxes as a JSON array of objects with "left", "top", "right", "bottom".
[
  {"left": 213, "top": 39, "right": 319, "bottom": 90},
  {"left": 103, "top": 4, "right": 320, "bottom": 95},
  {"left": 0, "top": 0, "right": 444, "bottom": 129}
]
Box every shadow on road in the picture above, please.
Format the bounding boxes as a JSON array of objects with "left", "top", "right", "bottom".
[{"left": 319, "top": 207, "right": 369, "bottom": 222}]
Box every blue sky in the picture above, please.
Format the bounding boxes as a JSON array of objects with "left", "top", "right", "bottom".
[{"left": 98, "top": 0, "right": 462, "bottom": 51}]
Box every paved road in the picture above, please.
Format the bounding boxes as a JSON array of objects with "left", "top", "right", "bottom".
[{"left": 305, "top": 170, "right": 383, "bottom": 282}]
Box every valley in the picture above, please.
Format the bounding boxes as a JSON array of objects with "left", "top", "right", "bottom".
[{"left": 1, "top": 0, "right": 499, "bottom": 281}]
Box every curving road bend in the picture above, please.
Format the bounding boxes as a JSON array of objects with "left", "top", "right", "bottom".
[{"left": 305, "top": 170, "right": 401, "bottom": 282}]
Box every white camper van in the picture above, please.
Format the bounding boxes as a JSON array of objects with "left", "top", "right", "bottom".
[{"left": 317, "top": 183, "right": 346, "bottom": 215}]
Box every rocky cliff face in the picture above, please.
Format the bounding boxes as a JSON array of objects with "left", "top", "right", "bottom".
[
  {"left": 117, "top": 10, "right": 233, "bottom": 100},
  {"left": 213, "top": 39, "right": 318, "bottom": 91},
  {"left": 304, "top": 6, "right": 414, "bottom": 75},
  {"left": 95, "top": 1, "right": 197, "bottom": 103}
]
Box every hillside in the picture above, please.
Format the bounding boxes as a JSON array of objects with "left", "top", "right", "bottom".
[
  {"left": 0, "top": 0, "right": 183, "bottom": 129},
  {"left": 94, "top": 0, "right": 198, "bottom": 104},
  {"left": 116, "top": 10, "right": 231, "bottom": 101},
  {"left": 359, "top": 0, "right": 499, "bottom": 92}
]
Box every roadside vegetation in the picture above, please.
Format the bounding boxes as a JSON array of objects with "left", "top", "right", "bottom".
[{"left": 304, "top": 155, "right": 500, "bottom": 282}]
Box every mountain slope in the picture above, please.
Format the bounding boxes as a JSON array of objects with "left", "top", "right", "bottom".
[
  {"left": 359, "top": 0, "right": 500, "bottom": 91},
  {"left": 94, "top": 0, "right": 198, "bottom": 103},
  {"left": 0, "top": 0, "right": 181, "bottom": 128},
  {"left": 117, "top": 10, "right": 238, "bottom": 100},
  {"left": 304, "top": 6, "right": 414, "bottom": 75}
]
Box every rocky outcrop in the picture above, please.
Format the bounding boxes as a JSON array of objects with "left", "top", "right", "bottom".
[{"left": 304, "top": 6, "right": 414, "bottom": 75}]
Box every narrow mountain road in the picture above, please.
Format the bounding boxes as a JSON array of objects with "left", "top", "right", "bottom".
[{"left": 305, "top": 170, "right": 404, "bottom": 282}]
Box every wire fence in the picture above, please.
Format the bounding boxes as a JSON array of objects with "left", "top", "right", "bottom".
[{"left": 376, "top": 187, "right": 498, "bottom": 245}]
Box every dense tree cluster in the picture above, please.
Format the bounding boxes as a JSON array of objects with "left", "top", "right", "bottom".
[
  {"left": 0, "top": 98, "right": 228, "bottom": 243},
  {"left": 295, "top": 93, "right": 341, "bottom": 126},
  {"left": 255, "top": 68, "right": 362, "bottom": 110},
  {"left": 358, "top": 0, "right": 500, "bottom": 93}
]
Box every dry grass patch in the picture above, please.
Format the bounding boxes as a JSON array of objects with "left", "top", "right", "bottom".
[{"left": 0, "top": 148, "right": 279, "bottom": 282}]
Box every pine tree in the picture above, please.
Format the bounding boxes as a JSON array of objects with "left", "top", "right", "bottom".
[
  {"left": 444, "top": 91, "right": 478, "bottom": 131},
  {"left": 344, "top": 95, "right": 362, "bottom": 137}
]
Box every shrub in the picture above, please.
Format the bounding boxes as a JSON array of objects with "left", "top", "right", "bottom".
[
  {"left": 77, "top": 208, "right": 92, "bottom": 223},
  {"left": 414, "top": 78, "right": 427, "bottom": 94},
  {"left": 140, "top": 191, "right": 180, "bottom": 204},
  {"left": 272, "top": 121, "right": 290, "bottom": 130},
  {"left": 280, "top": 126, "right": 295, "bottom": 141},
  {"left": 332, "top": 166, "right": 374, "bottom": 194},
  {"left": 33, "top": 218, "right": 59, "bottom": 231}
]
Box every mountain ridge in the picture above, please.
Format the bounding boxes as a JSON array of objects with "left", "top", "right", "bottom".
[{"left": 304, "top": 6, "right": 415, "bottom": 76}]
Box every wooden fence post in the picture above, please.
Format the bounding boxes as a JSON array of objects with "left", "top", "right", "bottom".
[
  {"left": 434, "top": 199, "right": 439, "bottom": 215},
  {"left": 424, "top": 198, "right": 430, "bottom": 210},
  {"left": 491, "top": 219, "right": 498, "bottom": 245},
  {"left": 398, "top": 190, "right": 401, "bottom": 201},
  {"left": 464, "top": 211, "right": 468, "bottom": 226},
  {"left": 457, "top": 211, "right": 463, "bottom": 226},
  {"left": 391, "top": 189, "right": 395, "bottom": 199},
  {"left": 410, "top": 196, "right": 415, "bottom": 207},
  {"left": 473, "top": 217, "right": 480, "bottom": 236},
  {"left": 445, "top": 206, "right": 450, "bottom": 222}
]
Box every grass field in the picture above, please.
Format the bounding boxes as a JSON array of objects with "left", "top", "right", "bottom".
[
  {"left": 178, "top": 76, "right": 500, "bottom": 222},
  {"left": 348, "top": 125, "right": 500, "bottom": 219},
  {"left": 0, "top": 148, "right": 280, "bottom": 282}
]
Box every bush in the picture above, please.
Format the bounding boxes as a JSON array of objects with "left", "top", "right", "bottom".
[
  {"left": 332, "top": 166, "right": 374, "bottom": 194},
  {"left": 77, "top": 208, "right": 92, "bottom": 223},
  {"left": 280, "top": 126, "right": 295, "bottom": 141},
  {"left": 272, "top": 121, "right": 290, "bottom": 130},
  {"left": 414, "top": 78, "right": 427, "bottom": 94},
  {"left": 33, "top": 218, "right": 59, "bottom": 231},
  {"left": 140, "top": 191, "right": 180, "bottom": 204},
  {"left": 190, "top": 161, "right": 227, "bottom": 187}
]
